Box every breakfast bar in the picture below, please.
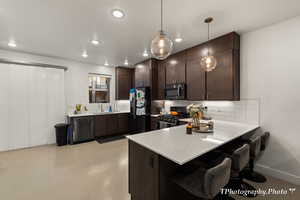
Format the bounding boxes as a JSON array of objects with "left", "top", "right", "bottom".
[{"left": 127, "top": 120, "right": 259, "bottom": 200}]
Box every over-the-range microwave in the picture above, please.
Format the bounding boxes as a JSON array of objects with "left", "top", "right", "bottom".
[{"left": 165, "top": 83, "right": 186, "bottom": 100}]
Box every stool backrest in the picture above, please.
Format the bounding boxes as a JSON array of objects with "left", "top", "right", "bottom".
[
  {"left": 250, "top": 136, "right": 261, "bottom": 157},
  {"left": 232, "top": 143, "right": 250, "bottom": 171},
  {"left": 203, "top": 157, "right": 232, "bottom": 198},
  {"left": 261, "top": 132, "right": 270, "bottom": 151}
]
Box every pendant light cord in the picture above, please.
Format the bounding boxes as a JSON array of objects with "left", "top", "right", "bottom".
[
  {"left": 207, "top": 20, "right": 210, "bottom": 56},
  {"left": 207, "top": 22, "right": 210, "bottom": 41},
  {"left": 161, "top": 0, "right": 163, "bottom": 31}
]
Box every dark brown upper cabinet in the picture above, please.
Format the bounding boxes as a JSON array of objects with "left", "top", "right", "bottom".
[
  {"left": 134, "top": 32, "right": 240, "bottom": 101},
  {"left": 165, "top": 51, "right": 186, "bottom": 84},
  {"left": 206, "top": 32, "right": 240, "bottom": 100},
  {"left": 115, "top": 67, "right": 134, "bottom": 100},
  {"left": 206, "top": 49, "right": 240, "bottom": 100},
  {"left": 185, "top": 32, "right": 240, "bottom": 101},
  {"left": 186, "top": 57, "right": 206, "bottom": 100},
  {"left": 186, "top": 43, "right": 207, "bottom": 100},
  {"left": 156, "top": 61, "right": 166, "bottom": 100},
  {"left": 134, "top": 58, "right": 158, "bottom": 100},
  {"left": 135, "top": 59, "right": 152, "bottom": 88}
]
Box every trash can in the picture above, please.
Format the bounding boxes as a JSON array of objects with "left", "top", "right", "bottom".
[{"left": 55, "top": 123, "right": 69, "bottom": 146}]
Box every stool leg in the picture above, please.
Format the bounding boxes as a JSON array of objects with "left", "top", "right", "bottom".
[
  {"left": 226, "top": 174, "right": 258, "bottom": 198},
  {"left": 243, "top": 159, "right": 267, "bottom": 183}
]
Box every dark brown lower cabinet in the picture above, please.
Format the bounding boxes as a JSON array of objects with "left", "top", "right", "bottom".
[
  {"left": 105, "top": 115, "right": 119, "bottom": 136},
  {"left": 129, "top": 141, "right": 159, "bottom": 200},
  {"left": 118, "top": 113, "right": 130, "bottom": 134},
  {"left": 129, "top": 141, "right": 185, "bottom": 200},
  {"left": 94, "top": 113, "right": 130, "bottom": 138},
  {"left": 94, "top": 115, "right": 107, "bottom": 137}
]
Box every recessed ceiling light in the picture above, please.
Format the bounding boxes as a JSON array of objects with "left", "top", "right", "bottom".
[
  {"left": 104, "top": 61, "right": 109, "bottom": 66},
  {"left": 82, "top": 51, "right": 88, "bottom": 58},
  {"left": 174, "top": 37, "right": 183, "bottom": 43},
  {"left": 91, "top": 40, "right": 99, "bottom": 45},
  {"left": 124, "top": 59, "right": 129, "bottom": 66},
  {"left": 8, "top": 40, "right": 17, "bottom": 48},
  {"left": 143, "top": 50, "right": 149, "bottom": 57},
  {"left": 112, "top": 9, "right": 125, "bottom": 18}
]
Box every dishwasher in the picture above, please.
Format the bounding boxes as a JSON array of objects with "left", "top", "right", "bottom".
[{"left": 72, "top": 116, "right": 94, "bottom": 143}]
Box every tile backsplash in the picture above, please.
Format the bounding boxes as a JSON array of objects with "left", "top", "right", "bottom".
[
  {"left": 164, "top": 99, "right": 260, "bottom": 125},
  {"left": 66, "top": 99, "right": 259, "bottom": 125}
]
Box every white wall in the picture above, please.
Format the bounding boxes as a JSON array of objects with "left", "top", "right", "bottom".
[
  {"left": 0, "top": 49, "right": 117, "bottom": 113},
  {"left": 241, "top": 16, "right": 300, "bottom": 185}
]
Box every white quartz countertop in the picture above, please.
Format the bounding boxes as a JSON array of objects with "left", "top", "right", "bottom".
[
  {"left": 127, "top": 120, "right": 259, "bottom": 165},
  {"left": 67, "top": 111, "right": 130, "bottom": 118}
]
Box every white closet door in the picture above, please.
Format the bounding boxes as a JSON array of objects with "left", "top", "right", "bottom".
[
  {"left": 28, "top": 67, "right": 48, "bottom": 147},
  {"left": 8, "top": 64, "right": 30, "bottom": 150},
  {"left": 0, "top": 64, "right": 10, "bottom": 151},
  {"left": 47, "top": 68, "right": 65, "bottom": 144}
]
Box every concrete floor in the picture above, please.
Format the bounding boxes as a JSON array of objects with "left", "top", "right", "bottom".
[{"left": 0, "top": 139, "right": 299, "bottom": 200}]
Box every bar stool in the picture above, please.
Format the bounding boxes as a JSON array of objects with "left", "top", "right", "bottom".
[
  {"left": 243, "top": 132, "right": 270, "bottom": 183},
  {"left": 172, "top": 155, "right": 234, "bottom": 200},
  {"left": 221, "top": 142, "right": 258, "bottom": 198}
]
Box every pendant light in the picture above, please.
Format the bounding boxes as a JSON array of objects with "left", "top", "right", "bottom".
[
  {"left": 150, "top": 0, "right": 173, "bottom": 60},
  {"left": 200, "top": 17, "right": 217, "bottom": 72}
]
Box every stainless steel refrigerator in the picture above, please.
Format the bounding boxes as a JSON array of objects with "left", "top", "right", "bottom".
[{"left": 129, "top": 87, "right": 151, "bottom": 133}]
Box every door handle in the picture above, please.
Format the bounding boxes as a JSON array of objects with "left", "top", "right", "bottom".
[{"left": 177, "top": 85, "right": 182, "bottom": 97}]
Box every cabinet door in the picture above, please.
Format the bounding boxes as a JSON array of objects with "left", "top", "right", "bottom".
[
  {"left": 165, "top": 52, "right": 186, "bottom": 84},
  {"left": 95, "top": 115, "right": 107, "bottom": 138},
  {"left": 118, "top": 114, "right": 129, "bottom": 134},
  {"left": 105, "top": 115, "right": 119, "bottom": 136},
  {"left": 186, "top": 58, "right": 206, "bottom": 100},
  {"left": 116, "top": 68, "right": 132, "bottom": 100},
  {"left": 135, "top": 60, "right": 151, "bottom": 88},
  {"left": 157, "top": 62, "right": 166, "bottom": 100},
  {"left": 206, "top": 50, "right": 236, "bottom": 100},
  {"left": 165, "top": 62, "right": 176, "bottom": 85},
  {"left": 129, "top": 141, "right": 159, "bottom": 200},
  {"left": 135, "top": 65, "right": 144, "bottom": 87},
  {"left": 143, "top": 60, "right": 151, "bottom": 87}
]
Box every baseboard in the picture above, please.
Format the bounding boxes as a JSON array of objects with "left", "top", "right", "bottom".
[{"left": 256, "top": 164, "right": 300, "bottom": 186}]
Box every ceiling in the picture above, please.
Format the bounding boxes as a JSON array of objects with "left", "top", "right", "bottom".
[{"left": 1, "top": 0, "right": 300, "bottom": 67}]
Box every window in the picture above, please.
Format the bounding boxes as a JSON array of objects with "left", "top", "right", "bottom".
[{"left": 88, "top": 73, "right": 111, "bottom": 103}]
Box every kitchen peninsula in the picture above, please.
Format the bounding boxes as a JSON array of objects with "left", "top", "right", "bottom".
[{"left": 127, "top": 120, "right": 259, "bottom": 200}]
